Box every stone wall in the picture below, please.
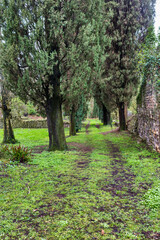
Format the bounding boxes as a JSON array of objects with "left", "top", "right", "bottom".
[
  {"left": 127, "top": 115, "right": 138, "bottom": 134},
  {"left": 137, "top": 80, "right": 160, "bottom": 152},
  {"left": 14, "top": 119, "right": 48, "bottom": 128},
  {"left": 0, "top": 118, "right": 48, "bottom": 129},
  {"left": 0, "top": 118, "right": 70, "bottom": 129}
]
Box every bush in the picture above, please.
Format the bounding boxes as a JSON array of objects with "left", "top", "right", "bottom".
[
  {"left": 11, "top": 98, "right": 38, "bottom": 117},
  {"left": 11, "top": 97, "right": 28, "bottom": 118},
  {"left": 10, "top": 145, "right": 32, "bottom": 163},
  {"left": 27, "top": 102, "right": 37, "bottom": 115}
]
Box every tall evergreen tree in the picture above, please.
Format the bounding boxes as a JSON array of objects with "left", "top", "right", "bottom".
[
  {"left": 0, "top": 0, "right": 104, "bottom": 150},
  {"left": 102, "top": 0, "right": 156, "bottom": 130},
  {"left": 0, "top": 74, "right": 16, "bottom": 144},
  {"left": 61, "top": 0, "right": 106, "bottom": 136},
  {"left": 75, "top": 95, "right": 88, "bottom": 132},
  {"left": 1, "top": 87, "right": 16, "bottom": 144}
]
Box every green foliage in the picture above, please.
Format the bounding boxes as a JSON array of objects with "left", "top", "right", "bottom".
[
  {"left": 137, "top": 26, "right": 160, "bottom": 104},
  {"left": 0, "top": 0, "right": 104, "bottom": 111},
  {"left": 0, "top": 0, "right": 105, "bottom": 150},
  {"left": 11, "top": 97, "right": 28, "bottom": 118},
  {"left": 99, "top": 0, "right": 156, "bottom": 111},
  {"left": 26, "top": 102, "right": 37, "bottom": 116},
  {"left": 143, "top": 184, "right": 160, "bottom": 211},
  {"left": 75, "top": 95, "right": 87, "bottom": 132},
  {"left": 11, "top": 97, "right": 39, "bottom": 118},
  {"left": 128, "top": 96, "right": 138, "bottom": 115},
  {"left": 92, "top": 100, "right": 99, "bottom": 118},
  {"left": 9, "top": 145, "right": 32, "bottom": 163},
  {"left": 136, "top": 79, "right": 146, "bottom": 106},
  {"left": 0, "top": 144, "right": 31, "bottom": 163}
]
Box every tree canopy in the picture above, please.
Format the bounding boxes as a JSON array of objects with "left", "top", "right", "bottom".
[
  {"left": 100, "top": 0, "right": 156, "bottom": 130},
  {"left": 0, "top": 0, "right": 157, "bottom": 145},
  {"left": 0, "top": 0, "right": 104, "bottom": 150}
]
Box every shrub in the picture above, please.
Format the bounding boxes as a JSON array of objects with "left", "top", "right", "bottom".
[
  {"left": 27, "top": 102, "right": 37, "bottom": 115},
  {"left": 10, "top": 145, "right": 32, "bottom": 163},
  {"left": 11, "top": 97, "right": 28, "bottom": 118}
]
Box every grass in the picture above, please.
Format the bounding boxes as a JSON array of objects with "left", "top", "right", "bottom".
[{"left": 0, "top": 123, "right": 160, "bottom": 239}]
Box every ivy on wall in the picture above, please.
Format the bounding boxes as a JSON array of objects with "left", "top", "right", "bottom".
[{"left": 137, "top": 27, "right": 160, "bottom": 105}]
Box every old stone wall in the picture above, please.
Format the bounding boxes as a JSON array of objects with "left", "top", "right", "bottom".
[
  {"left": 137, "top": 80, "right": 160, "bottom": 152},
  {"left": 0, "top": 118, "right": 70, "bottom": 129},
  {"left": 0, "top": 118, "right": 48, "bottom": 129},
  {"left": 127, "top": 115, "right": 138, "bottom": 134}
]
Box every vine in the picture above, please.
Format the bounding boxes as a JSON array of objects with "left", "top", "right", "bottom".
[{"left": 137, "top": 27, "right": 160, "bottom": 105}]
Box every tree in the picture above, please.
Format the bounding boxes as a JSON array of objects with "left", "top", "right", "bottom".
[
  {"left": 0, "top": 0, "right": 103, "bottom": 150},
  {"left": 89, "top": 2, "right": 115, "bottom": 126},
  {"left": 75, "top": 94, "right": 88, "bottom": 132},
  {"left": 92, "top": 80, "right": 115, "bottom": 125},
  {"left": 0, "top": 74, "right": 16, "bottom": 144},
  {"left": 68, "top": 96, "right": 87, "bottom": 136},
  {"left": 64, "top": 94, "right": 88, "bottom": 136},
  {"left": 102, "top": 0, "right": 156, "bottom": 130},
  {"left": 61, "top": 0, "right": 106, "bottom": 136}
]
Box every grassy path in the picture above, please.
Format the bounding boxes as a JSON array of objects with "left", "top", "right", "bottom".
[
  {"left": 100, "top": 140, "right": 155, "bottom": 239},
  {"left": 0, "top": 125, "right": 160, "bottom": 239}
]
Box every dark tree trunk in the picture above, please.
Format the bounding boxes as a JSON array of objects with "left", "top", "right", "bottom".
[
  {"left": 69, "top": 107, "right": 76, "bottom": 136},
  {"left": 46, "top": 96, "right": 67, "bottom": 151},
  {"left": 118, "top": 102, "right": 127, "bottom": 130},
  {"left": 1, "top": 87, "right": 16, "bottom": 144},
  {"left": 124, "top": 103, "right": 128, "bottom": 122},
  {"left": 102, "top": 104, "right": 111, "bottom": 125}
]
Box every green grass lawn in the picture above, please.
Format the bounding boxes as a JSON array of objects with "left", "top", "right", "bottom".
[{"left": 0, "top": 123, "right": 160, "bottom": 239}]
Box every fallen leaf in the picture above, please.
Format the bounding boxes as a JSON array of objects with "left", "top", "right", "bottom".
[
  {"left": 101, "top": 229, "right": 105, "bottom": 235},
  {"left": 33, "top": 209, "right": 38, "bottom": 212}
]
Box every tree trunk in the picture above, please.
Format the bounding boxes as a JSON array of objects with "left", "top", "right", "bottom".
[
  {"left": 46, "top": 96, "right": 67, "bottom": 151},
  {"left": 118, "top": 102, "right": 127, "bottom": 130},
  {"left": 1, "top": 87, "right": 16, "bottom": 144},
  {"left": 102, "top": 104, "right": 111, "bottom": 125},
  {"left": 124, "top": 103, "right": 128, "bottom": 122},
  {"left": 69, "top": 107, "right": 76, "bottom": 136}
]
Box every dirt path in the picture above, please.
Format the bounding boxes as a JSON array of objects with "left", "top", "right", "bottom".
[
  {"left": 99, "top": 140, "right": 159, "bottom": 239},
  {"left": 64, "top": 136, "right": 159, "bottom": 239}
]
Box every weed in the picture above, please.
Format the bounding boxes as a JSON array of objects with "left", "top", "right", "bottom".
[
  {"left": 10, "top": 145, "right": 32, "bottom": 163},
  {"left": 142, "top": 184, "right": 160, "bottom": 217}
]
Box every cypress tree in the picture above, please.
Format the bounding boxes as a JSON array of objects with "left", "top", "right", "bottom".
[
  {"left": 61, "top": 0, "right": 106, "bottom": 136},
  {"left": 103, "top": 0, "right": 156, "bottom": 130},
  {"left": 0, "top": 82, "right": 16, "bottom": 144},
  {"left": 75, "top": 94, "right": 88, "bottom": 133},
  {"left": 0, "top": 0, "right": 104, "bottom": 150}
]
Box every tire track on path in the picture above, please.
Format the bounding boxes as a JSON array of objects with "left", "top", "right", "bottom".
[{"left": 99, "top": 139, "right": 159, "bottom": 239}]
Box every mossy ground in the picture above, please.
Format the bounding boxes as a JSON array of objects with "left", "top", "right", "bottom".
[{"left": 0, "top": 121, "right": 160, "bottom": 239}]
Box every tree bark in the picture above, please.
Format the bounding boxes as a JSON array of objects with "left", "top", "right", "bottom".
[
  {"left": 124, "top": 103, "right": 128, "bottom": 122},
  {"left": 69, "top": 107, "right": 76, "bottom": 136},
  {"left": 118, "top": 102, "right": 127, "bottom": 130},
  {"left": 102, "top": 104, "right": 111, "bottom": 125},
  {"left": 46, "top": 96, "right": 67, "bottom": 151},
  {"left": 1, "top": 87, "right": 16, "bottom": 144}
]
